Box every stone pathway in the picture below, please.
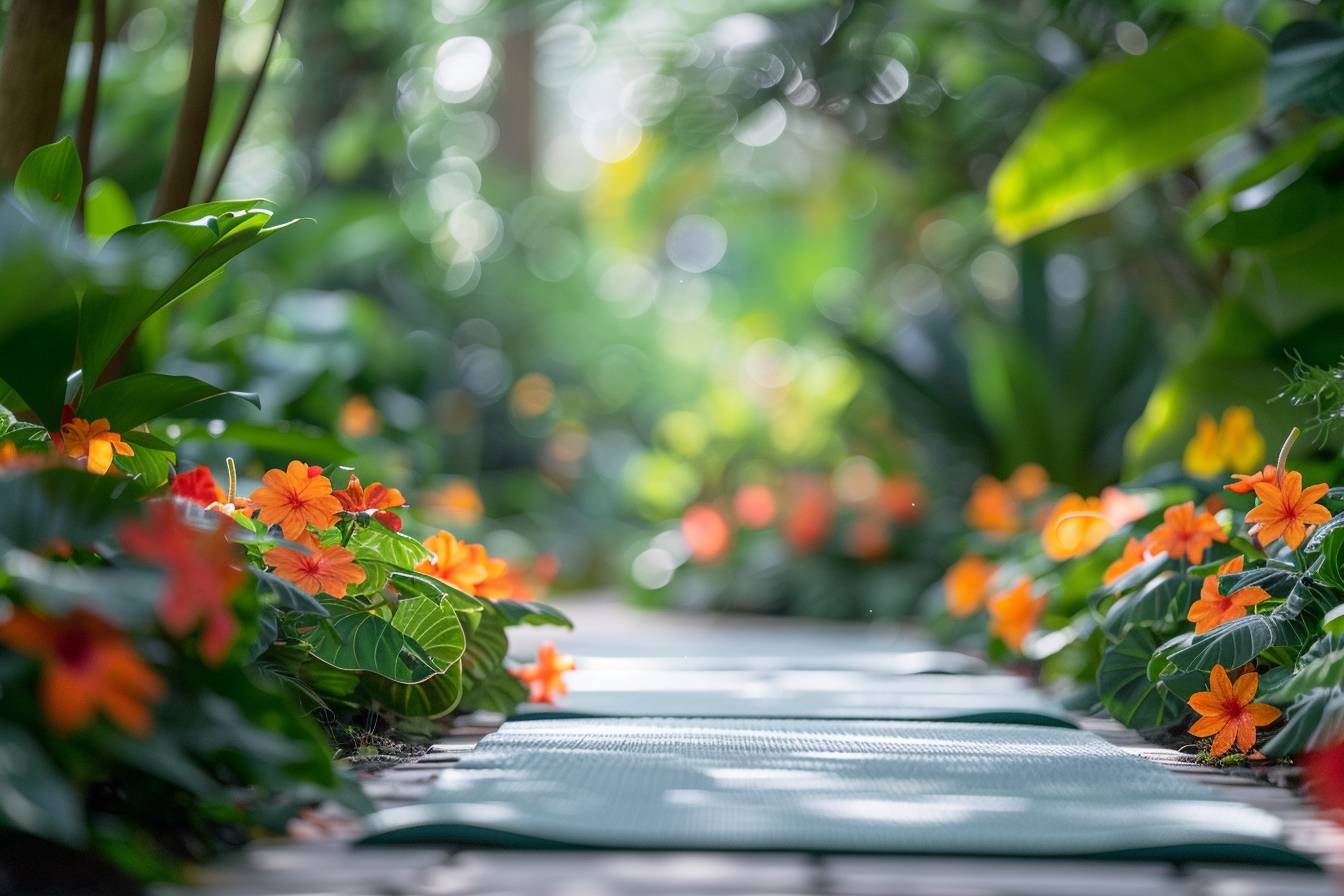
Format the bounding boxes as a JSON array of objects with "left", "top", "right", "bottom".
[{"left": 157, "top": 596, "right": 1344, "bottom": 895}]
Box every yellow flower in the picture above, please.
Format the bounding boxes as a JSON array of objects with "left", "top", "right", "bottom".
[
  {"left": 60, "top": 417, "right": 134, "bottom": 475},
  {"left": 1182, "top": 407, "right": 1265, "bottom": 478}
]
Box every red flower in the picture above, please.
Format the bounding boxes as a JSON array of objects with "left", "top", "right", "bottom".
[
  {"left": 1302, "top": 740, "right": 1344, "bottom": 814},
  {"left": 333, "top": 473, "right": 407, "bottom": 532},
  {"left": 681, "top": 504, "right": 732, "bottom": 564},
  {"left": 170, "top": 466, "right": 225, "bottom": 507},
  {"left": 121, "top": 501, "right": 245, "bottom": 664}
]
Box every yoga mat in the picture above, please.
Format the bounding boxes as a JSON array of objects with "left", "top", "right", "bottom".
[
  {"left": 361, "top": 718, "right": 1313, "bottom": 868},
  {"left": 510, "top": 670, "right": 1072, "bottom": 727}
]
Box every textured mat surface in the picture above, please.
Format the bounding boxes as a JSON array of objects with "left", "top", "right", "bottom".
[
  {"left": 511, "top": 670, "right": 1072, "bottom": 727},
  {"left": 361, "top": 718, "right": 1312, "bottom": 867}
]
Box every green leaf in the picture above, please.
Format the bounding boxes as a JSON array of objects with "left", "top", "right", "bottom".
[
  {"left": 303, "top": 598, "right": 442, "bottom": 684},
  {"left": 14, "top": 137, "right": 81, "bottom": 222},
  {"left": 345, "top": 525, "right": 432, "bottom": 569},
  {"left": 0, "top": 468, "right": 139, "bottom": 550},
  {"left": 1267, "top": 20, "right": 1344, "bottom": 116},
  {"left": 111, "top": 443, "right": 174, "bottom": 491},
  {"left": 82, "top": 178, "right": 137, "bottom": 248},
  {"left": 78, "top": 207, "right": 302, "bottom": 388},
  {"left": 459, "top": 664, "right": 528, "bottom": 714},
  {"left": 0, "top": 722, "right": 85, "bottom": 846},
  {"left": 1261, "top": 686, "right": 1344, "bottom": 758},
  {"left": 490, "top": 600, "right": 573, "bottom": 629},
  {"left": 251, "top": 567, "right": 329, "bottom": 615},
  {"left": 1265, "top": 634, "right": 1344, "bottom": 703},
  {"left": 1317, "top": 528, "right": 1344, "bottom": 590},
  {"left": 0, "top": 205, "right": 79, "bottom": 429},
  {"left": 365, "top": 664, "right": 462, "bottom": 718},
  {"left": 1100, "top": 575, "right": 1189, "bottom": 642},
  {"left": 1167, "top": 573, "right": 1337, "bottom": 672},
  {"left": 386, "top": 594, "right": 466, "bottom": 668},
  {"left": 78, "top": 372, "right": 258, "bottom": 430},
  {"left": 989, "top": 24, "right": 1267, "bottom": 243},
  {"left": 1306, "top": 511, "right": 1344, "bottom": 554},
  {"left": 1097, "top": 627, "right": 1196, "bottom": 729}
]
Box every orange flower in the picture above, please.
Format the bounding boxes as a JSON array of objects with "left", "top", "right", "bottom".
[
  {"left": 121, "top": 501, "right": 244, "bottom": 664},
  {"left": 333, "top": 473, "right": 407, "bottom": 532},
  {"left": 1007, "top": 463, "right": 1049, "bottom": 500},
  {"left": 1103, "top": 537, "right": 1148, "bottom": 585},
  {"left": 944, "top": 554, "right": 997, "bottom": 618},
  {"left": 1100, "top": 486, "right": 1148, "bottom": 527},
  {"left": 987, "top": 578, "right": 1046, "bottom": 652},
  {"left": 783, "top": 476, "right": 834, "bottom": 553},
  {"left": 0, "top": 609, "right": 163, "bottom": 735},
  {"left": 1225, "top": 464, "right": 1276, "bottom": 495},
  {"left": 845, "top": 514, "right": 890, "bottom": 560},
  {"left": 681, "top": 504, "right": 733, "bottom": 564},
  {"left": 1186, "top": 555, "right": 1269, "bottom": 635},
  {"left": 424, "top": 479, "right": 484, "bottom": 526},
  {"left": 879, "top": 476, "right": 925, "bottom": 523},
  {"left": 965, "top": 476, "right": 1018, "bottom": 537},
  {"left": 0, "top": 442, "right": 17, "bottom": 466},
  {"left": 264, "top": 544, "right": 366, "bottom": 598},
  {"left": 1040, "top": 494, "right": 1112, "bottom": 560},
  {"left": 60, "top": 417, "right": 134, "bottom": 475},
  {"left": 170, "top": 466, "right": 225, "bottom": 507},
  {"left": 1188, "top": 664, "right": 1281, "bottom": 757},
  {"left": 732, "top": 484, "right": 777, "bottom": 529},
  {"left": 339, "top": 395, "right": 380, "bottom": 438},
  {"left": 250, "top": 460, "right": 342, "bottom": 540},
  {"left": 1146, "top": 501, "right": 1226, "bottom": 563},
  {"left": 513, "top": 641, "right": 575, "bottom": 704},
  {"left": 416, "top": 530, "right": 514, "bottom": 599},
  {"left": 1245, "top": 470, "right": 1331, "bottom": 551}
]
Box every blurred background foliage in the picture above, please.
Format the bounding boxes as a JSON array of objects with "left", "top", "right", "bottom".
[{"left": 13, "top": 0, "right": 1344, "bottom": 615}]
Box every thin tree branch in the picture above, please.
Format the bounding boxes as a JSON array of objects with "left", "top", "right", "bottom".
[
  {"left": 0, "top": 0, "right": 80, "bottom": 179},
  {"left": 152, "top": 0, "right": 225, "bottom": 216},
  {"left": 75, "top": 0, "right": 109, "bottom": 214},
  {"left": 203, "top": 0, "right": 290, "bottom": 201}
]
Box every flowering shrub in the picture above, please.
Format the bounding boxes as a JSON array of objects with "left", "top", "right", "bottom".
[
  {"left": 635, "top": 466, "right": 936, "bottom": 617},
  {"left": 938, "top": 404, "right": 1344, "bottom": 762},
  {"left": 0, "top": 142, "right": 571, "bottom": 881}
]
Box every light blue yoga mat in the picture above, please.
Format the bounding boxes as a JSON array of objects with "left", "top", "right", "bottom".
[
  {"left": 510, "top": 670, "right": 1073, "bottom": 727},
  {"left": 361, "top": 718, "right": 1313, "bottom": 868}
]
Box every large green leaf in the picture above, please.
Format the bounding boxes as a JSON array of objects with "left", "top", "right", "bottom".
[
  {"left": 1100, "top": 575, "right": 1190, "bottom": 642},
  {"left": 0, "top": 468, "right": 139, "bottom": 550},
  {"left": 989, "top": 24, "right": 1267, "bottom": 243},
  {"left": 1267, "top": 20, "right": 1344, "bottom": 116},
  {"left": 1265, "top": 634, "right": 1344, "bottom": 703},
  {"left": 365, "top": 664, "right": 463, "bottom": 718},
  {"left": 0, "top": 204, "right": 79, "bottom": 429},
  {"left": 78, "top": 205, "right": 302, "bottom": 387},
  {"left": 459, "top": 664, "right": 528, "bottom": 714},
  {"left": 1097, "top": 627, "right": 1197, "bottom": 729},
  {"left": 1168, "top": 574, "right": 1337, "bottom": 671},
  {"left": 303, "top": 599, "right": 442, "bottom": 684},
  {"left": 490, "top": 600, "right": 573, "bottom": 629},
  {"left": 251, "top": 567, "right": 329, "bottom": 615},
  {"left": 386, "top": 594, "right": 466, "bottom": 667},
  {"left": 0, "top": 722, "right": 85, "bottom": 846},
  {"left": 1261, "top": 686, "right": 1344, "bottom": 758},
  {"left": 345, "top": 525, "right": 432, "bottom": 569},
  {"left": 77, "top": 372, "right": 258, "bottom": 430},
  {"left": 83, "top": 178, "right": 137, "bottom": 248},
  {"left": 14, "top": 137, "right": 81, "bottom": 223}
]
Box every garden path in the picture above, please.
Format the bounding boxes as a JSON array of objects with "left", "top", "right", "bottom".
[{"left": 158, "top": 593, "right": 1344, "bottom": 896}]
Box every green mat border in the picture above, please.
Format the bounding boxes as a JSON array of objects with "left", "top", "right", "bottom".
[
  {"left": 358, "top": 807, "right": 1318, "bottom": 870},
  {"left": 510, "top": 707, "right": 1079, "bottom": 729}
]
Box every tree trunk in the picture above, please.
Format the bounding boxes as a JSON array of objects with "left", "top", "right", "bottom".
[
  {"left": 496, "top": 11, "right": 535, "bottom": 177},
  {"left": 152, "top": 0, "right": 225, "bottom": 215},
  {"left": 75, "top": 0, "right": 108, "bottom": 210},
  {"left": 203, "top": 0, "right": 290, "bottom": 201},
  {"left": 0, "top": 0, "right": 80, "bottom": 179}
]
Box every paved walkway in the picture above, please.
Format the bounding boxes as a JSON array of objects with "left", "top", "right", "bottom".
[{"left": 158, "top": 595, "right": 1344, "bottom": 895}]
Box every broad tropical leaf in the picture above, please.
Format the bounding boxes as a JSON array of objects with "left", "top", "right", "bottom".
[
  {"left": 78, "top": 372, "right": 258, "bottom": 430},
  {"left": 990, "top": 24, "right": 1267, "bottom": 242}
]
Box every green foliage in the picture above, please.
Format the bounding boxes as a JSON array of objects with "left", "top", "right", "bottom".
[
  {"left": 14, "top": 136, "right": 81, "bottom": 223},
  {"left": 1267, "top": 21, "right": 1344, "bottom": 116},
  {"left": 990, "top": 25, "right": 1267, "bottom": 243}
]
